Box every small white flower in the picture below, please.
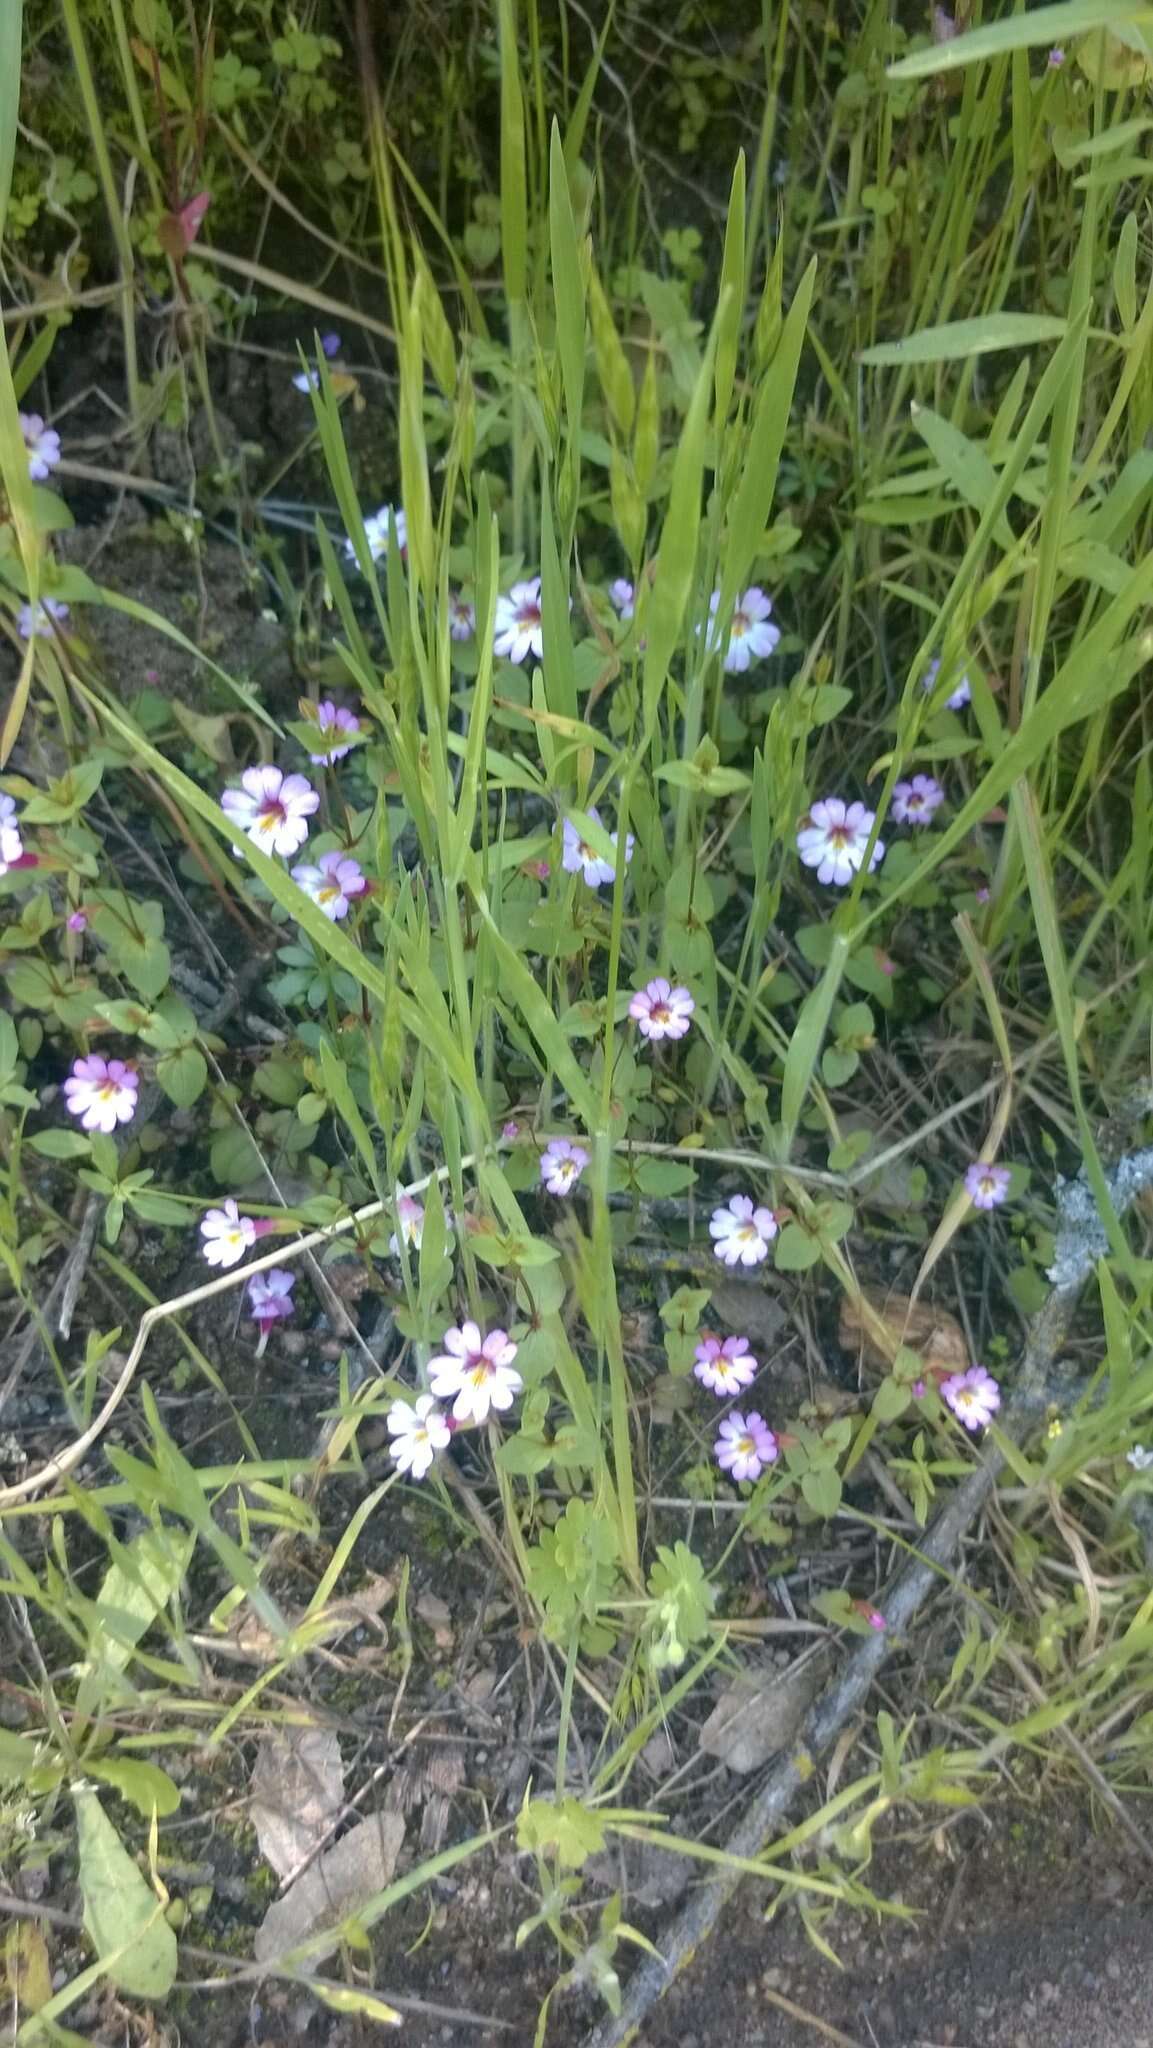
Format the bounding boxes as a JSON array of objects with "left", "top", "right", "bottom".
[
  {"left": 1127, "top": 1446, "right": 1153, "bottom": 1472},
  {"left": 292, "top": 368, "right": 322, "bottom": 393},
  {"left": 796, "top": 798, "right": 884, "bottom": 888},
  {"left": 20, "top": 412, "right": 61, "bottom": 481},
  {"left": 17, "top": 598, "right": 70, "bottom": 640},
  {"left": 428, "top": 1321, "right": 523, "bottom": 1426},
  {"left": 290, "top": 850, "right": 366, "bottom": 921},
  {"left": 345, "top": 505, "right": 406, "bottom": 564},
  {"left": 561, "top": 808, "right": 635, "bottom": 889},
  {"left": 922, "top": 657, "right": 971, "bottom": 711},
  {"left": 609, "top": 578, "right": 635, "bottom": 621},
  {"left": 200, "top": 1199, "right": 258, "bottom": 1269},
  {"left": 221, "top": 766, "right": 319, "bottom": 858},
  {"left": 709, "top": 1194, "right": 778, "bottom": 1268},
  {"left": 540, "top": 1137, "right": 589, "bottom": 1196},
  {"left": 892, "top": 775, "right": 944, "bottom": 826},
  {"left": 0, "top": 794, "right": 24, "bottom": 874},
  {"left": 706, "top": 586, "right": 781, "bottom": 675},
  {"left": 62, "top": 1056, "right": 139, "bottom": 1134},
  {"left": 387, "top": 1394, "right": 451, "bottom": 1480},
  {"left": 493, "top": 577, "right": 544, "bottom": 664},
  {"left": 449, "top": 593, "right": 476, "bottom": 641}
]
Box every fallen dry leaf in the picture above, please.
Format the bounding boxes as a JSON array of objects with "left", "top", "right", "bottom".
[
  {"left": 699, "top": 1652, "right": 829, "bottom": 1774},
  {"left": 251, "top": 1725, "right": 345, "bottom": 1881},
  {"left": 254, "top": 1811, "right": 405, "bottom": 1969},
  {"left": 838, "top": 1289, "right": 969, "bottom": 1381},
  {"left": 191, "top": 1572, "right": 394, "bottom": 1667}
]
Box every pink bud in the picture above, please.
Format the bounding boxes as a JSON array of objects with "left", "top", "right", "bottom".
[{"left": 67, "top": 910, "right": 88, "bottom": 932}]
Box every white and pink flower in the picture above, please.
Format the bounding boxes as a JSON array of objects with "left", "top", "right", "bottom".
[
  {"left": 706, "top": 585, "right": 781, "bottom": 674},
  {"left": 20, "top": 412, "right": 61, "bottom": 482},
  {"left": 0, "top": 795, "right": 24, "bottom": 875},
  {"left": 308, "top": 701, "right": 361, "bottom": 763},
  {"left": 290, "top": 849, "right": 366, "bottom": 921},
  {"left": 715, "top": 1411, "right": 778, "bottom": 1482},
  {"left": 797, "top": 797, "right": 884, "bottom": 887},
  {"left": 200, "top": 1199, "right": 264, "bottom": 1269},
  {"left": 709, "top": 1195, "right": 778, "bottom": 1268},
  {"left": 248, "top": 1268, "right": 295, "bottom": 1355},
  {"left": 964, "top": 1161, "right": 1011, "bottom": 1210},
  {"left": 18, "top": 598, "right": 70, "bottom": 640},
  {"left": 449, "top": 593, "right": 476, "bottom": 641},
  {"left": 428, "top": 1321, "right": 523, "bottom": 1426},
  {"left": 922, "top": 657, "right": 971, "bottom": 711},
  {"left": 694, "top": 1335, "right": 758, "bottom": 1397},
  {"left": 346, "top": 505, "right": 406, "bottom": 565},
  {"left": 540, "top": 1136, "right": 589, "bottom": 1196},
  {"left": 561, "top": 808, "right": 634, "bottom": 889},
  {"left": 387, "top": 1393, "right": 451, "bottom": 1479},
  {"left": 892, "top": 774, "right": 944, "bottom": 826},
  {"left": 609, "top": 578, "right": 635, "bottom": 621},
  {"left": 62, "top": 1055, "right": 139, "bottom": 1134},
  {"left": 940, "top": 1364, "right": 1001, "bottom": 1432},
  {"left": 493, "top": 577, "right": 544, "bottom": 664},
  {"left": 629, "top": 978, "right": 694, "bottom": 1042},
  {"left": 388, "top": 1192, "right": 425, "bottom": 1254},
  {"left": 222, "top": 766, "right": 319, "bottom": 858}
]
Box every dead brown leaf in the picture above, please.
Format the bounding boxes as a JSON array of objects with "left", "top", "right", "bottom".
[
  {"left": 253, "top": 1811, "right": 405, "bottom": 1969},
  {"left": 190, "top": 1572, "right": 394, "bottom": 1667},
  {"left": 838, "top": 1289, "right": 969, "bottom": 1380},
  {"left": 251, "top": 1726, "right": 345, "bottom": 1881}
]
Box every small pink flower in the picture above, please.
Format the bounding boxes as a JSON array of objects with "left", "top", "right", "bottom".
[
  {"left": 62, "top": 1055, "right": 139, "bottom": 1134},
  {"left": 248, "top": 1268, "right": 295, "bottom": 1354},
  {"left": 200, "top": 1199, "right": 258, "bottom": 1268},
  {"left": 922, "top": 657, "right": 971, "bottom": 711},
  {"left": 222, "top": 766, "right": 319, "bottom": 857},
  {"left": 975, "top": 886, "right": 991, "bottom": 905},
  {"left": 694, "top": 1335, "right": 757, "bottom": 1397},
  {"left": 493, "top": 577, "right": 544, "bottom": 664},
  {"left": 629, "top": 978, "right": 695, "bottom": 1042},
  {"left": 389, "top": 1192, "right": 424, "bottom": 1254},
  {"left": 501, "top": 1120, "right": 521, "bottom": 1141},
  {"left": 1047, "top": 45, "right": 1065, "bottom": 67},
  {"left": 964, "top": 1161, "right": 1011, "bottom": 1211},
  {"left": 561, "top": 808, "right": 634, "bottom": 889},
  {"left": 308, "top": 701, "right": 361, "bottom": 763},
  {"left": 940, "top": 1364, "right": 1001, "bottom": 1433},
  {"left": 706, "top": 586, "right": 780, "bottom": 674},
  {"left": 540, "top": 1136, "right": 589, "bottom": 1196},
  {"left": 863, "top": 1607, "right": 887, "bottom": 1632},
  {"left": 428, "top": 1321, "right": 523, "bottom": 1425},
  {"left": 387, "top": 1393, "right": 451, "bottom": 1479},
  {"left": 715, "top": 1410, "right": 778, "bottom": 1482},
  {"left": 18, "top": 598, "right": 70, "bottom": 640},
  {"left": 892, "top": 775, "right": 944, "bottom": 827},
  {"left": 709, "top": 1195, "right": 777, "bottom": 1268},
  {"left": 609, "top": 578, "right": 635, "bottom": 621},
  {"left": 449, "top": 593, "right": 476, "bottom": 641},
  {"left": 290, "top": 849, "right": 366, "bottom": 921},
  {"left": 20, "top": 412, "right": 61, "bottom": 481},
  {"left": 66, "top": 909, "right": 88, "bottom": 933},
  {"left": 912, "top": 1379, "right": 926, "bottom": 1400},
  {"left": 797, "top": 798, "right": 884, "bottom": 887}
]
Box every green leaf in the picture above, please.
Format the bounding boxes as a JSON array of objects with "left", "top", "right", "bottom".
[
  {"left": 888, "top": 0, "right": 1153, "bottom": 78},
  {"left": 156, "top": 1045, "right": 207, "bottom": 1108},
  {"left": 517, "top": 1796, "right": 606, "bottom": 1870},
  {"left": 87, "top": 1758, "right": 181, "bottom": 1819},
  {"left": 27, "top": 1128, "right": 91, "bottom": 1160},
  {"left": 801, "top": 1464, "right": 842, "bottom": 1518},
  {"left": 74, "top": 1790, "right": 178, "bottom": 1998},
  {"left": 0, "top": 1728, "right": 38, "bottom": 1783},
  {"left": 774, "top": 1222, "right": 820, "bottom": 1272},
  {"left": 859, "top": 315, "right": 1066, "bottom": 366}
]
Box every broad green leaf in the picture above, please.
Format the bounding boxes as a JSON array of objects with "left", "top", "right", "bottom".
[
  {"left": 75, "top": 1528, "right": 193, "bottom": 1721},
  {"left": 781, "top": 934, "right": 849, "bottom": 1149},
  {"left": 156, "top": 1045, "right": 207, "bottom": 1108},
  {"left": 75, "top": 1790, "right": 178, "bottom": 1998},
  {"left": 87, "top": 1758, "right": 181, "bottom": 1818},
  {"left": 859, "top": 315, "right": 1066, "bottom": 366}
]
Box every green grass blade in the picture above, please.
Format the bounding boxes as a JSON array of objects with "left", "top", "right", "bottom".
[{"left": 888, "top": 1, "right": 1153, "bottom": 78}]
